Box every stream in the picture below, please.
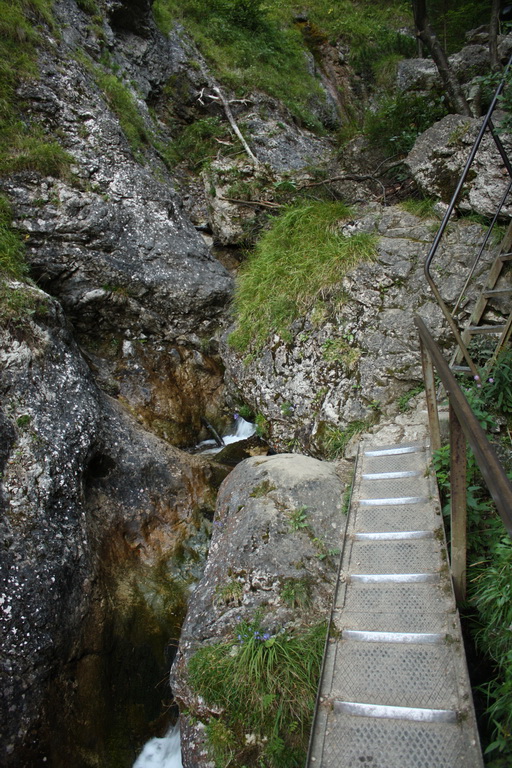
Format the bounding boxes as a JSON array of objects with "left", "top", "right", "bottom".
[{"left": 131, "top": 418, "right": 255, "bottom": 767}]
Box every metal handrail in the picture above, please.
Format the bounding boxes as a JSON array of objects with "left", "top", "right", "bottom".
[
  {"left": 424, "top": 54, "right": 512, "bottom": 376},
  {"left": 415, "top": 315, "right": 512, "bottom": 600}
]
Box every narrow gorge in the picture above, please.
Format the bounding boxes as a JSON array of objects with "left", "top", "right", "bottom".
[{"left": 0, "top": 1, "right": 510, "bottom": 767}]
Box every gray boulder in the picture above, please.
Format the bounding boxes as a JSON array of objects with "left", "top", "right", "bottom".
[
  {"left": 406, "top": 113, "right": 512, "bottom": 217},
  {"left": 171, "top": 452, "right": 346, "bottom": 767}
]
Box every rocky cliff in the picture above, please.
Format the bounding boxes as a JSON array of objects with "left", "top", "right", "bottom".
[{"left": 0, "top": 1, "right": 509, "bottom": 765}]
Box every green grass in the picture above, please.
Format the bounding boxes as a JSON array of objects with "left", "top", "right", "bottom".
[
  {"left": 0, "top": 0, "right": 74, "bottom": 179},
  {"left": 229, "top": 201, "right": 377, "bottom": 352},
  {"left": 163, "top": 116, "right": 233, "bottom": 169},
  {"left": 0, "top": 196, "right": 27, "bottom": 279},
  {"left": 188, "top": 617, "right": 326, "bottom": 767},
  {"left": 94, "top": 70, "right": 151, "bottom": 158},
  {"left": 400, "top": 198, "right": 438, "bottom": 220},
  {"left": 318, "top": 419, "right": 371, "bottom": 459},
  {"left": 154, "top": 0, "right": 326, "bottom": 130},
  {"left": 431, "top": 354, "right": 512, "bottom": 762}
]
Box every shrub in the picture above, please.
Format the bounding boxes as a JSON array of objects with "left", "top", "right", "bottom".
[
  {"left": 163, "top": 117, "right": 231, "bottom": 169},
  {"left": 365, "top": 91, "right": 449, "bottom": 156},
  {"left": 229, "top": 201, "right": 377, "bottom": 352}
]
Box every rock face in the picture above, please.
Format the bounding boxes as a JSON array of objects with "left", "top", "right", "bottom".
[
  {"left": 1, "top": 0, "right": 236, "bottom": 449},
  {"left": 406, "top": 114, "right": 512, "bottom": 218},
  {"left": 222, "top": 205, "right": 497, "bottom": 453},
  {"left": 0, "top": 285, "right": 217, "bottom": 767},
  {"left": 171, "top": 453, "right": 347, "bottom": 768}
]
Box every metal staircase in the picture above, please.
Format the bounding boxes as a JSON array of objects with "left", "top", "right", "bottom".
[
  {"left": 424, "top": 54, "right": 512, "bottom": 377},
  {"left": 307, "top": 438, "right": 483, "bottom": 768}
]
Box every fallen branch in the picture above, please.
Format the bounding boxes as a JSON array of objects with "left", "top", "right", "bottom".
[
  {"left": 212, "top": 86, "right": 259, "bottom": 165},
  {"left": 218, "top": 196, "right": 283, "bottom": 209}
]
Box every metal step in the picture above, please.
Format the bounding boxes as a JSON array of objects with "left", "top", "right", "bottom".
[{"left": 307, "top": 438, "right": 483, "bottom": 768}]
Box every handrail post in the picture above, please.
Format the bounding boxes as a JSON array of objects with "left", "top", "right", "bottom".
[
  {"left": 449, "top": 402, "right": 467, "bottom": 602},
  {"left": 419, "top": 337, "right": 441, "bottom": 453}
]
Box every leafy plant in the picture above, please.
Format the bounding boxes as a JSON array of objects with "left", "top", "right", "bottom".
[
  {"left": 250, "top": 479, "right": 276, "bottom": 498},
  {"left": 365, "top": 91, "right": 449, "bottom": 156},
  {"left": 287, "top": 506, "right": 309, "bottom": 532},
  {"left": 229, "top": 201, "right": 377, "bottom": 352},
  {"left": 318, "top": 419, "right": 370, "bottom": 460},
  {"left": 164, "top": 116, "right": 234, "bottom": 170},
  {"left": 431, "top": 355, "right": 512, "bottom": 761},
  {"left": 188, "top": 617, "right": 327, "bottom": 767},
  {"left": 397, "top": 383, "right": 425, "bottom": 412}
]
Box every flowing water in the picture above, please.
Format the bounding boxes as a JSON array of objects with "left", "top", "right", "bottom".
[
  {"left": 196, "top": 416, "right": 256, "bottom": 453},
  {"left": 133, "top": 724, "right": 182, "bottom": 768},
  {"left": 132, "top": 418, "right": 255, "bottom": 767}
]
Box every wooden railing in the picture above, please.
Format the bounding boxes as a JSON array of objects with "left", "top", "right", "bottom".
[{"left": 415, "top": 315, "right": 512, "bottom": 601}]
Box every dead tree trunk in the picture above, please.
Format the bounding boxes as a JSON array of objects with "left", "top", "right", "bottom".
[
  {"left": 412, "top": 0, "right": 472, "bottom": 116},
  {"left": 489, "top": 0, "right": 501, "bottom": 72}
]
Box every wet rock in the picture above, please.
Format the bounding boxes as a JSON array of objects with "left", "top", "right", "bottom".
[
  {"left": 171, "top": 453, "right": 347, "bottom": 768},
  {"left": 0, "top": 284, "right": 216, "bottom": 766}
]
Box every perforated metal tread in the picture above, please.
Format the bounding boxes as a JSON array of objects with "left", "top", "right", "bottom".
[
  {"left": 307, "top": 438, "right": 483, "bottom": 768},
  {"left": 311, "top": 709, "right": 482, "bottom": 768}
]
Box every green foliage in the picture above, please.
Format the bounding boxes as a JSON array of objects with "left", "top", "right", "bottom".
[
  {"left": 255, "top": 412, "right": 269, "bottom": 438},
  {"left": 250, "top": 479, "right": 276, "bottom": 498},
  {"left": 229, "top": 201, "right": 377, "bottom": 352},
  {"left": 94, "top": 70, "right": 151, "bottom": 157},
  {"left": 0, "top": 126, "right": 73, "bottom": 177},
  {"left": 153, "top": 0, "right": 325, "bottom": 130},
  {"left": 237, "top": 404, "right": 255, "bottom": 421},
  {"left": 75, "top": 0, "right": 98, "bottom": 14},
  {"left": 280, "top": 577, "right": 311, "bottom": 609},
  {"left": 400, "top": 198, "right": 437, "bottom": 220},
  {"left": 397, "top": 383, "right": 425, "bottom": 412},
  {"left": 431, "top": 353, "right": 512, "bottom": 760},
  {"left": 365, "top": 91, "right": 449, "bottom": 156},
  {"left": 287, "top": 505, "right": 309, "bottom": 532},
  {"left": 425, "top": 0, "right": 491, "bottom": 54},
  {"left": 188, "top": 617, "right": 327, "bottom": 767},
  {"left": 0, "top": 196, "right": 26, "bottom": 279},
  {"left": 0, "top": 0, "right": 73, "bottom": 180},
  {"left": 164, "top": 117, "right": 231, "bottom": 170},
  {"left": 319, "top": 419, "right": 370, "bottom": 459}
]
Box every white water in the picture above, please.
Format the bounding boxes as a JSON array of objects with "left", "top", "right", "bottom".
[
  {"left": 133, "top": 724, "right": 182, "bottom": 768},
  {"left": 197, "top": 416, "right": 256, "bottom": 453}
]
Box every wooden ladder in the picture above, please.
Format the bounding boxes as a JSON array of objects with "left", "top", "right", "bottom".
[{"left": 451, "top": 222, "right": 512, "bottom": 372}]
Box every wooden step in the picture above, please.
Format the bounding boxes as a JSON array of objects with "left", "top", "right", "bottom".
[
  {"left": 483, "top": 287, "right": 512, "bottom": 298},
  {"left": 467, "top": 324, "right": 506, "bottom": 334}
]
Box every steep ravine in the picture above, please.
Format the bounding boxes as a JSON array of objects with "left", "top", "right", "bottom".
[{"left": 1, "top": 1, "right": 510, "bottom": 766}]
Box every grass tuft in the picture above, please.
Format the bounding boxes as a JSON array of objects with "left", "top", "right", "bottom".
[
  {"left": 189, "top": 617, "right": 326, "bottom": 767},
  {"left": 229, "top": 201, "right": 377, "bottom": 352}
]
